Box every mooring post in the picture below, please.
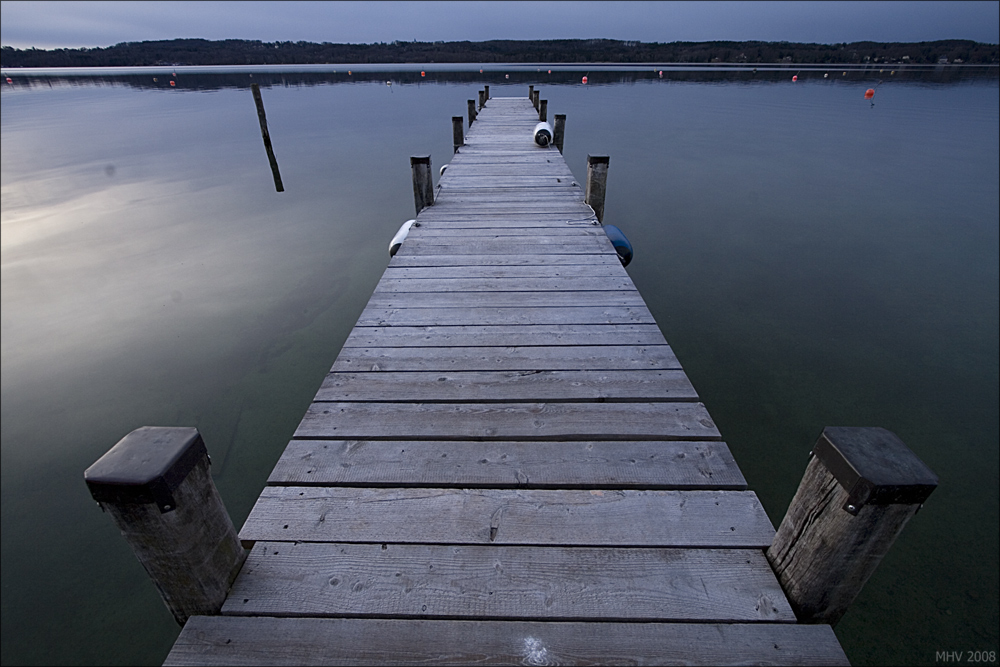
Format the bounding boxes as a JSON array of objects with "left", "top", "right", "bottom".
[
  {"left": 410, "top": 155, "right": 434, "bottom": 214},
  {"left": 528, "top": 85, "right": 534, "bottom": 100},
  {"left": 249, "top": 83, "right": 284, "bottom": 192},
  {"left": 84, "top": 427, "right": 246, "bottom": 626},
  {"left": 452, "top": 116, "right": 464, "bottom": 153},
  {"left": 468, "top": 99, "right": 477, "bottom": 125},
  {"left": 539, "top": 99, "right": 548, "bottom": 122},
  {"left": 478, "top": 89, "right": 485, "bottom": 110},
  {"left": 484, "top": 85, "right": 490, "bottom": 101},
  {"left": 767, "top": 427, "right": 938, "bottom": 626},
  {"left": 553, "top": 114, "right": 566, "bottom": 153},
  {"left": 585, "top": 155, "right": 610, "bottom": 223},
  {"left": 532, "top": 89, "right": 540, "bottom": 110}
]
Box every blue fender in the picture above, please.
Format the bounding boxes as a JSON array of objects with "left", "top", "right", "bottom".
[{"left": 603, "top": 224, "right": 633, "bottom": 267}]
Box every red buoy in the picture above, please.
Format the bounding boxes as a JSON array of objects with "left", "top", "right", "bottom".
[
  {"left": 420, "top": 71, "right": 425, "bottom": 77},
  {"left": 792, "top": 75, "right": 798, "bottom": 82},
  {"left": 5, "top": 77, "right": 12, "bottom": 84},
  {"left": 548, "top": 69, "right": 551, "bottom": 74},
  {"left": 658, "top": 70, "right": 663, "bottom": 77},
  {"left": 505, "top": 74, "right": 509, "bottom": 79},
  {"left": 864, "top": 88, "right": 875, "bottom": 99},
  {"left": 170, "top": 80, "right": 176, "bottom": 86},
  {"left": 582, "top": 76, "right": 588, "bottom": 84}
]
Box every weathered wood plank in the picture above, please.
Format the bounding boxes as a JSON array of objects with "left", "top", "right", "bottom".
[
  {"left": 240, "top": 488, "right": 774, "bottom": 547},
  {"left": 167, "top": 617, "right": 849, "bottom": 666},
  {"left": 364, "top": 291, "right": 645, "bottom": 309},
  {"left": 397, "top": 243, "right": 612, "bottom": 257},
  {"left": 342, "top": 324, "right": 667, "bottom": 347},
  {"left": 380, "top": 264, "right": 628, "bottom": 279},
  {"left": 357, "top": 305, "right": 657, "bottom": 326},
  {"left": 411, "top": 227, "right": 600, "bottom": 237},
  {"left": 374, "top": 277, "right": 633, "bottom": 292},
  {"left": 222, "top": 542, "right": 794, "bottom": 621},
  {"left": 268, "top": 440, "right": 746, "bottom": 489},
  {"left": 388, "top": 254, "right": 619, "bottom": 267},
  {"left": 329, "top": 346, "right": 680, "bottom": 373},
  {"left": 293, "top": 401, "right": 720, "bottom": 441},
  {"left": 316, "top": 369, "right": 694, "bottom": 402}
]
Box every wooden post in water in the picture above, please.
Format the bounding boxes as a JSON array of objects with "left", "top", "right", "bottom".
[
  {"left": 452, "top": 116, "right": 464, "bottom": 153},
  {"left": 528, "top": 85, "right": 534, "bottom": 100},
  {"left": 532, "top": 89, "right": 540, "bottom": 110},
  {"left": 410, "top": 155, "right": 434, "bottom": 214},
  {"left": 484, "top": 85, "right": 490, "bottom": 101},
  {"left": 84, "top": 427, "right": 246, "bottom": 626},
  {"left": 478, "top": 90, "right": 485, "bottom": 110},
  {"left": 767, "top": 427, "right": 938, "bottom": 626},
  {"left": 468, "top": 99, "right": 477, "bottom": 125},
  {"left": 250, "top": 83, "right": 284, "bottom": 192},
  {"left": 539, "top": 99, "right": 548, "bottom": 122},
  {"left": 553, "top": 114, "right": 566, "bottom": 153},
  {"left": 585, "top": 155, "right": 610, "bottom": 223}
]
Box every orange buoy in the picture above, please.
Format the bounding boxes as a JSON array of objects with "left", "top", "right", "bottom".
[
  {"left": 170, "top": 80, "right": 176, "bottom": 86},
  {"left": 548, "top": 69, "right": 551, "bottom": 74},
  {"left": 792, "top": 75, "right": 798, "bottom": 82},
  {"left": 348, "top": 70, "right": 351, "bottom": 75},
  {"left": 479, "top": 69, "right": 483, "bottom": 73},
  {"left": 582, "top": 76, "right": 588, "bottom": 84},
  {"left": 864, "top": 88, "right": 875, "bottom": 99},
  {"left": 420, "top": 71, "right": 425, "bottom": 77}
]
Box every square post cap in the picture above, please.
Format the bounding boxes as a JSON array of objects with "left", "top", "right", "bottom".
[
  {"left": 812, "top": 427, "right": 938, "bottom": 514},
  {"left": 84, "top": 427, "right": 208, "bottom": 513}
]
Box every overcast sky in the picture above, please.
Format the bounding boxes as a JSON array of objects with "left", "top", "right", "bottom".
[{"left": 1, "top": 1, "right": 997, "bottom": 50}]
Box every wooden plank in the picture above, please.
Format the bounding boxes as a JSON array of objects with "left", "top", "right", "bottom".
[
  {"left": 293, "top": 401, "right": 721, "bottom": 441},
  {"left": 329, "top": 346, "right": 680, "bottom": 373},
  {"left": 398, "top": 241, "right": 612, "bottom": 256},
  {"left": 222, "top": 542, "right": 795, "bottom": 622},
  {"left": 240, "top": 488, "right": 774, "bottom": 547},
  {"left": 357, "top": 305, "right": 656, "bottom": 326},
  {"left": 315, "top": 369, "right": 695, "bottom": 402},
  {"left": 167, "top": 617, "right": 850, "bottom": 667},
  {"left": 268, "top": 439, "right": 746, "bottom": 489},
  {"left": 342, "top": 324, "right": 667, "bottom": 347},
  {"left": 410, "top": 227, "right": 600, "bottom": 236},
  {"left": 380, "top": 264, "right": 628, "bottom": 279},
  {"left": 364, "top": 291, "right": 645, "bottom": 309},
  {"left": 373, "top": 277, "right": 634, "bottom": 292},
  {"left": 387, "top": 254, "right": 620, "bottom": 267}
]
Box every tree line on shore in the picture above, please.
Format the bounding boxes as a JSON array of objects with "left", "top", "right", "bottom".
[{"left": 2, "top": 38, "right": 997, "bottom": 68}]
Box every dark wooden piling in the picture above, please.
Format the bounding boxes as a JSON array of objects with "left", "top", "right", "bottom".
[
  {"left": 554, "top": 114, "right": 566, "bottom": 153},
  {"left": 468, "top": 99, "right": 477, "bottom": 125},
  {"left": 484, "top": 85, "right": 489, "bottom": 100},
  {"left": 767, "top": 427, "right": 938, "bottom": 626},
  {"left": 452, "top": 116, "right": 464, "bottom": 153},
  {"left": 532, "top": 89, "right": 540, "bottom": 110},
  {"left": 84, "top": 427, "right": 246, "bottom": 625},
  {"left": 528, "top": 85, "right": 534, "bottom": 100},
  {"left": 250, "top": 83, "right": 284, "bottom": 192},
  {"left": 585, "top": 155, "right": 610, "bottom": 223},
  {"left": 478, "top": 90, "right": 485, "bottom": 110},
  {"left": 539, "top": 99, "right": 548, "bottom": 122},
  {"left": 410, "top": 155, "right": 434, "bottom": 214}
]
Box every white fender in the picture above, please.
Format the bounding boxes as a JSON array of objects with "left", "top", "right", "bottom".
[
  {"left": 389, "top": 219, "right": 417, "bottom": 257},
  {"left": 533, "top": 121, "right": 554, "bottom": 147},
  {"left": 439, "top": 164, "right": 448, "bottom": 176}
]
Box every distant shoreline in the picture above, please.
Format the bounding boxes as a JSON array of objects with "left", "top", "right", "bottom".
[{"left": 2, "top": 38, "right": 997, "bottom": 68}]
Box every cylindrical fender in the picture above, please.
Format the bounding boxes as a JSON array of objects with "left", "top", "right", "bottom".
[
  {"left": 602, "top": 224, "right": 633, "bottom": 267},
  {"left": 389, "top": 219, "right": 417, "bottom": 257},
  {"left": 533, "top": 121, "right": 554, "bottom": 147}
]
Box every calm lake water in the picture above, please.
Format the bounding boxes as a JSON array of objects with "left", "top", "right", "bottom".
[{"left": 1, "top": 64, "right": 997, "bottom": 666}]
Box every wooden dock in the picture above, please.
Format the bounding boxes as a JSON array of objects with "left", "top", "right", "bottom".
[{"left": 164, "top": 96, "right": 849, "bottom": 665}]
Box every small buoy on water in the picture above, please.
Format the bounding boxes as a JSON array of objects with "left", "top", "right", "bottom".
[
  {"left": 864, "top": 88, "right": 875, "bottom": 99},
  {"left": 792, "top": 75, "right": 798, "bottom": 82},
  {"left": 421, "top": 71, "right": 425, "bottom": 77},
  {"left": 505, "top": 74, "right": 509, "bottom": 79},
  {"left": 824, "top": 73, "right": 828, "bottom": 78},
  {"left": 170, "top": 80, "right": 176, "bottom": 86},
  {"left": 890, "top": 70, "right": 895, "bottom": 75},
  {"left": 479, "top": 69, "right": 483, "bottom": 73},
  {"left": 582, "top": 76, "right": 588, "bottom": 84},
  {"left": 548, "top": 69, "right": 551, "bottom": 74},
  {"left": 658, "top": 70, "right": 663, "bottom": 77},
  {"left": 348, "top": 70, "right": 351, "bottom": 75},
  {"left": 843, "top": 71, "right": 847, "bottom": 76},
  {"left": 5, "top": 77, "right": 12, "bottom": 84}
]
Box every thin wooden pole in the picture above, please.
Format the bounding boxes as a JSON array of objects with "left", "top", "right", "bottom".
[
  {"left": 478, "top": 90, "right": 485, "bottom": 110},
  {"left": 410, "top": 155, "right": 434, "bottom": 214},
  {"left": 539, "top": 99, "right": 548, "bottom": 122},
  {"left": 553, "top": 114, "right": 566, "bottom": 154},
  {"left": 84, "top": 427, "right": 246, "bottom": 626},
  {"left": 484, "top": 85, "right": 489, "bottom": 100},
  {"left": 250, "top": 83, "right": 284, "bottom": 192},
  {"left": 468, "top": 99, "right": 477, "bottom": 125},
  {"left": 452, "top": 116, "right": 464, "bottom": 153},
  {"left": 585, "top": 155, "right": 610, "bottom": 223},
  {"left": 767, "top": 427, "right": 938, "bottom": 626}
]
